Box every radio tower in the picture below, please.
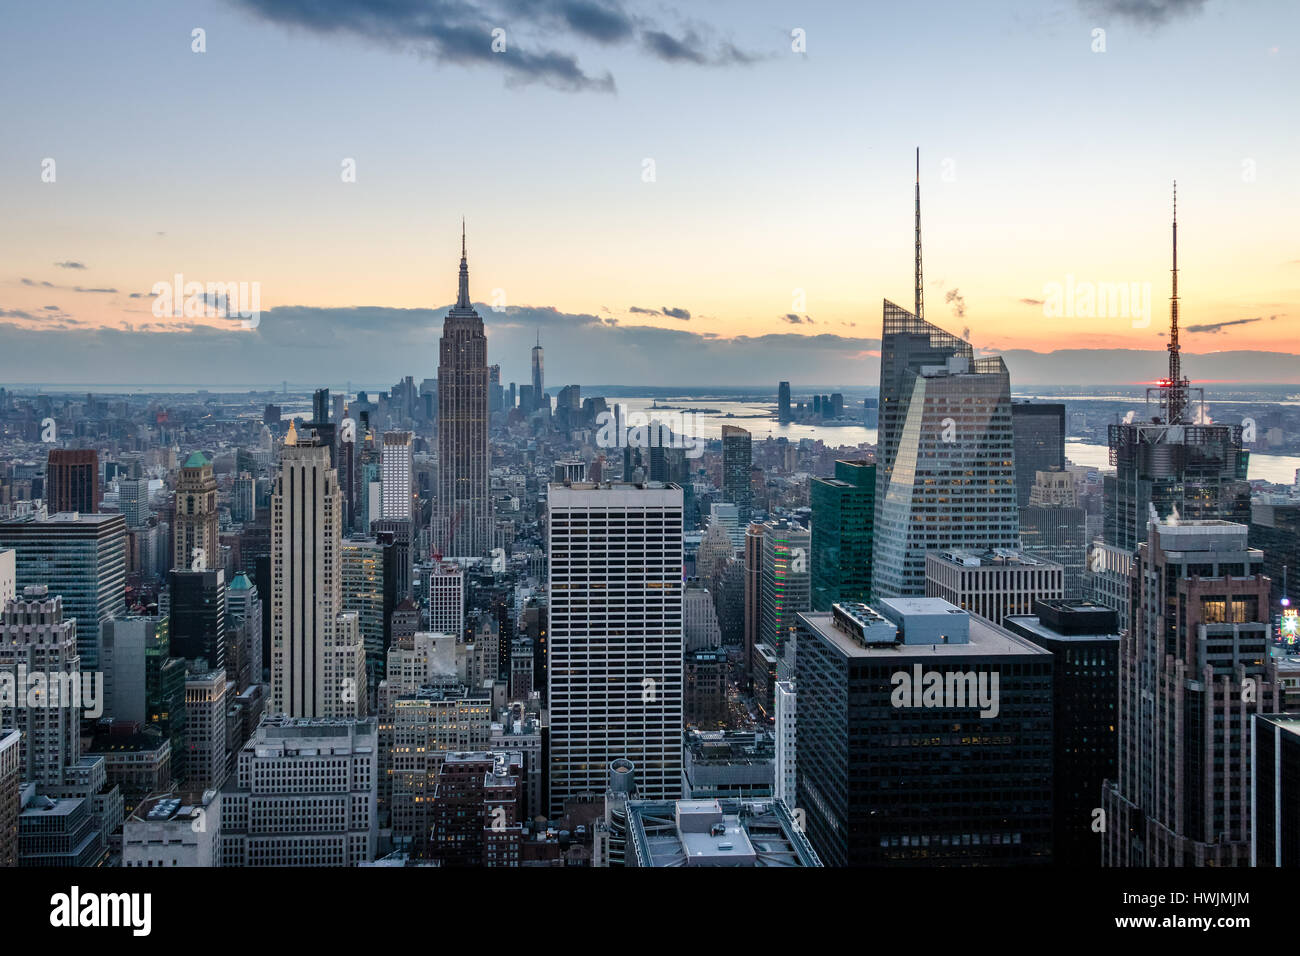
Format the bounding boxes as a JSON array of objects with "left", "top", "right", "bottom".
[
  {"left": 914, "top": 147, "right": 924, "bottom": 319},
  {"left": 1165, "top": 181, "right": 1189, "bottom": 424}
]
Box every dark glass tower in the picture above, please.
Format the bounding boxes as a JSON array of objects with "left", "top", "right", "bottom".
[
  {"left": 721, "top": 425, "right": 752, "bottom": 522},
  {"left": 1011, "top": 402, "right": 1065, "bottom": 507},
  {"left": 795, "top": 600, "right": 1054, "bottom": 866},
  {"left": 1004, "top": 600, "right": 1119, "bottom": 867},
  {"left": 167, "top": 568, "right": 227, "bottom": 669},
  {"left": 46, "top": 449, "right": 99, "bottom": 514},
  {"left": 810, "top": 459, "right": 874, "bottom": 611}
]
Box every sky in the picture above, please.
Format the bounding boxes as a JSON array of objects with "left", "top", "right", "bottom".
[{"left": 1, "top": 0, "right": 1297, "bottom": 387}]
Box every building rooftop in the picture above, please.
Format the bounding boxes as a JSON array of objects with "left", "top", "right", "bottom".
[
  {"left": 623, "top": 798, "right": 820, "bottom": 867},
  {"left": 800, "top": 606, "right": 1047, "bottom": 660}
]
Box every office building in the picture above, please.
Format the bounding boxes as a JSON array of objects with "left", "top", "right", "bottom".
[
  {"left": 122, "top": 791, "right": 220, "bottom": 868},
  {"left": 271, "top": 424, "right": 367, "bottom": 719},
  {"left": 795, "top": 599, "right": 1053, "bottom": 866},
  {"left": 1253, "top": 713, "right": 1300, "bottom": 867},
  {"left": 774, "top": 681, "right": 796, "bottom": 808},
  {"left": 924, "top": 548, "right": 1064, "bottom": 627},
  {"left": 435, "top": 228, "right": 494, "bottom": 559},
  {"left": 1020, "top": 470, "right": 1088, "bottom": 599},
  {"left": 430, "top": 750, "right": 524, "bottom": 866},
  {"left": 101, "top": 616, "right": 166, "bottom": 724},
  {"left": 227, "top": 572, "right": 262, "bottom": 688},
  {"left": 46, "top": 449, "right": 99, "bottom": 515},
  {"left": 220, "top": 715, "right": 378, "bottom": 866},
  {"left": 167, "top": 569, "right": 226, "bottom": 670},
  {"left": 547, "top": 481, "right": 684, "bottom": 813},
  {"left": 428, "top": 561, "right": 465, "bottom": 637},
  {"left": 1011, "top": 403, "right": 1065, "bottom": 508},
  {"left": 173, "top": 452, "right": 220, "bottom": 572},
  {"left": 684, "top": 648, "right": 727, "bottom": 729},
  {"left": 0, "top": 587, "right": 83, "bottom": 787},
  {"left": 611, "top": 798, "right": 820, "bottom": 867},
  {"left": 1249, "top": 499, "right": 1300, "bottom": 610},
  {"left": 0, "top": 730, "right": 18, "bottom": 867},
  {"left": 778, "top": 381, "right": 792, "bottom": 424},
  {"left": 743, "top": 521, "right": 764, "bottom": 689},
  {"left": 380, "top": 431, "right": 413, "bottom": 521},
  {"left": 759, "top": 518, "right": 810, "bottom": 654},
  {"left": 721, "top": 425, "right": 753, "bottom": 522},
  {"left": 184, "top": 667, "right": 229, "bottom": 793},
  {"left": 0, "top": 511, "right": 126, "bottom": 670},
  {"left": 340, "top": 538, "right": 391, "bottom": 708},
  {"left": 1103, "top": 521, "right": 1277, "bottom": 867},
  {"left": 873, "top": 306, "right": 1019, "bottom": 599},
  {"left": 1005, "top": 600, "right": 1120, "bottom": 867},
  {"left": 810, "top": 459, "right": 874, "bottom": 611}
]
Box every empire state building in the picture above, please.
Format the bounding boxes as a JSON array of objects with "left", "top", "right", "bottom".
[{"left": 435, "top": 226, "right": 493, "bottom": 558}]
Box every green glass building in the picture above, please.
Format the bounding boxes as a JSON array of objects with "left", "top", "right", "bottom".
[{"left": 811, "top": 460, "right": 875, "bottom": 611}]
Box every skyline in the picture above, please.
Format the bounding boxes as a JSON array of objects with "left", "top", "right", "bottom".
[{"left": 1, "top": 0, "right": 1298, "bottom": 385}]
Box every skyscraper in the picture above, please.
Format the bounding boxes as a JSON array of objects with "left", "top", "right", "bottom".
[
  {"left": 1020, "top": 470, "right": 1088, "bottom": 599},
  {"left": 0, "top": 587, "right": 82, "bottom": 787},
  {"left": 547, "top": 480, "right": 684, "bottom": 813},
  {"left": 777, "top": 381, "right": 792, "bottom": 424},
  {"left": 743, "top": 522, "right": 764, "bottom": 690},
  {"left": 795, "top": 599, "right": 1053, "bottom": 866},
  {"left": 46, "top": 449, "right": 98, "bottom": 514},
  {"left": 380, "top": 431, "right": 413, "bottom": 521},
  {"left": 270, "top": 424, "right": 367, "bottom": 718},
  {"left": 721, "top": 425, "right": 753, "bottom": 522},
  {"left": 1010, "top": 403, "right": 1065, "bottom": 508},
  {"left": 167, "top": 568, "right": 227, "bottom": 669},
  {"left": 1104, "top": 187, "right": 1250, "bottom": 553},
  {"left": 0, "top": 511, "right": 126, "bottom": 670},
  {"left": 872, "top": 305, "right": 1019, "bottom": 599},
  {"left": 435, "top": 227, "right": 493, "bottom": 559},
  {"left": 810, "top": 459, "right": 875, "bottom": 611},
  {"left": 173, "top": 452, "right": 219, "bottom": 572},
  {"left": 872, "top": 158, "right": 1018, "bottom": 599},
  {"left": 428, "top": 561, "right": 464, "bottom": 638},
  {"left": 220, "top": 715, "right": 378, "bottom": 866},
  {"left": 1103, "top": 520, "right": 1277, "bottom": 867},
  {"left": 1005, "top": 600, "right": 1119, "bottom": 868},
  {"left": 531, "top": 331, "right": 544, "bottom": 409},
  {"left": 759, "top": 518, "right": 810, "bottom": 656}
]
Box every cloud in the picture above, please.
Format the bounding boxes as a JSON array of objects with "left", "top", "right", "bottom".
[
  {"left": 661, "top": 306, "right": 690, "bottom": 320},
  {"left": 55, "top": 261, "right": 87, "bottom": 270},
  {"left": 944, "top": 288, "right": 966, "bottom": 319},
  {"left": 1185, "top": 316, "right": 1261, "bottom": 334},
  {"left": 17, "top": 277, "right": 117, "bottom": 294},
  {"left": 226, "top": 0, "right": 761, "bottom": 92},
  {"left": 641, "top": 29, "right": 760, "bottom": 66},
  {"left": 1078, "top": 0, "right": 1208, "bottom": 25},
  {"left": 4, "top": 304, "right": 1300, "bottom": 387},
  {"left": 1019, "top": 297, "right": 1044, "bottom": 306},
  {"left": 782, "top": 313, "right": 808, "bottom": 324}
]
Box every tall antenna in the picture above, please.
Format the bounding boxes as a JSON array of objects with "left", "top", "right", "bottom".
[
  {"left": 1166, "top": 181, "right": 1188, "bottom": 424},
  {"left": 914, "top": 148, "right": 924, "bottom": 320}
]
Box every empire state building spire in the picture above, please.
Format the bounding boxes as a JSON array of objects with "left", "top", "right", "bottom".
[{"left": 456, "top": 218, "right": 471, "bottom": 310}]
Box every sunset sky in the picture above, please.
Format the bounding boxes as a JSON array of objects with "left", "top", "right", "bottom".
[{"left": 1, "top": 0, "right": 1296, "bottom": 386}]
